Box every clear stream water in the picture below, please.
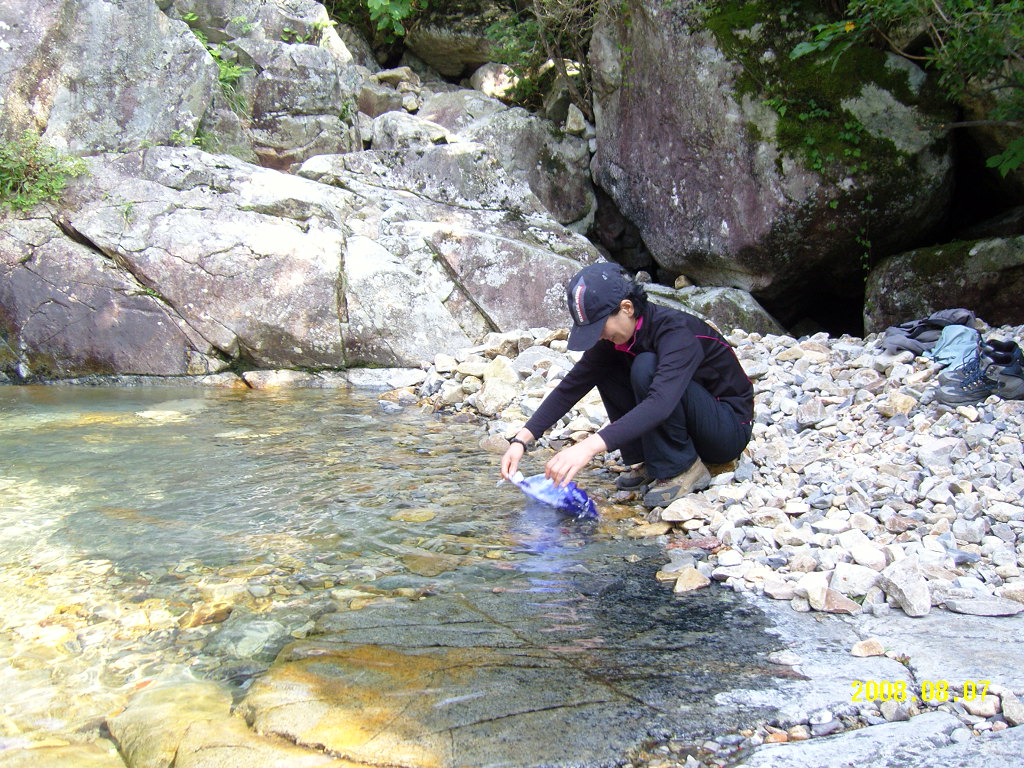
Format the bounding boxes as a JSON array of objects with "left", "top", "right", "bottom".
[{"left": 0, "top": 385, "right": 784, "bottom": 765}]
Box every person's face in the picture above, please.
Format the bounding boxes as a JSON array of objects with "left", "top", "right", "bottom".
[{"left": 600, "top": 300, "right": 638, "bottom": 345}]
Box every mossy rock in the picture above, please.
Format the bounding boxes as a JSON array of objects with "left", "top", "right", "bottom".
[
  {"left": 864, "top": 236, "right": 1024, "bottom": 332},
  {"left": 590, "top": 0, "right": 956, "bottom": 326}
]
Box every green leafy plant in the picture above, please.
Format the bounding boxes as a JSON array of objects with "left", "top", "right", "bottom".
[
  {"left": 366, "top": 0, "right": 417, "bottom": 37},
  {"left": 0, "top": 131, "right": 87, "bottom": 211},
  {"left": 339, "top": 98, "right": 356, "bottom": 123},
  {"left": 231, "top": 15, "right": 255, "bottom": 34},
  {"left": 208, "top": 45, "right": 251, "bottom": 112},
  {"left": 281, "top": 26, "right": 311, "bottom": 43},
  {"left": 181, "top": 16, "right": 252, "bottom": 113}
]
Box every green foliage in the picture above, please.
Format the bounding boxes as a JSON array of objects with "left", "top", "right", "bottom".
[
  {"left": 791, "top": 0, "right": 1024, "bottom": 174},
  {"left": 486, "top": 14, "right": 545, "bottom": 106},
  {"left": 485, "top": 0, "right": 599, "bottom": 121},
  {"left": 0, "top": 131, "right": 87, "bottom": 212},
  {"left": 988, "top": 136, "right": 1024, "bottom": 177},
  {"left": 367, "top": 0, "right": 416, "bottom": 36},
  {"left": 208, "top": 45, "right": 250, "bottom": 112},
  {"left": 323, "top": 0, "right": 426, "bottom": 43},
  {"left": 281, "top": 26, "right": 311, "bottom": 43},
  {"left": 702, "top": 0, "right": 916, "bottom": 276}
]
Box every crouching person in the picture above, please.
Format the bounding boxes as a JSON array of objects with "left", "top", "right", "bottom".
[{"left": 500, "top": 263, "right": 754, "bottom": 508}]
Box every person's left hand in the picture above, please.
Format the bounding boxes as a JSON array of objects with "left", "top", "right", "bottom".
[{"left": 545, "top": 434, "right": 607, "bottom": 487}]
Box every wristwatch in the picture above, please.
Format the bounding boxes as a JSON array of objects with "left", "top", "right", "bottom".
[{"left": 508, "top": 437, "right": 529, "bottom": 451}]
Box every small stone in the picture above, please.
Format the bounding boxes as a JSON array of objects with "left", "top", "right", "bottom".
[
  {"left": 1000, "top": 692, "right": 1024, "bottom": 726},
  {"left": 673, "top": 568, "right": 711, "bottom": 593},
  {"left": 830, "top": 562, "right": 880, "bottom": 597},
  {"left": 821, "top": 588, "right": 861, "bottom": 614},
  {"left": 628, "top": 521, "right": 672, "bottom": 538},
  {"left": 717, "top": 549, "right": 744, "bottom": 567},
  {"left": 850, "top": 638, "right": 886, "bottom": 657},
  {"left": 809, "top": 709, "right": 833, "bottom": 725},
  {"left": 768, "top": 650, "right": 802, "bottom": 666},
  {"left": 999, "top": 583, "right": 1024, "bottom": 604},
  {"left": 810, "top": 719, "right": 843, "bottom": 737},
  {"left": 851, "top": 545, "right": 887, "bottom": 572},
  {"left": 390, "top": 509, "right": 437, "bottom": 523},
  {"left": 661, "top": 496, "right": 715, "bottom": 522},
  {"left": 179, "top": 602, "right": 233, "bottom": 629},
  {"left": 796, "top": 570, "right": 830, "bottom": 610},
  {"left": 880, "top": 699, "right": 911, "bottom": 722},
  {"left": 763, "top": 577, "right": 796, "bottom": 600},
  {"left": 764, "top": 732, "right": 788, "bottom": 743},
  {"left": 885, "top": 515, "right": 917, "bottom": 533},
  {"left": 787, "top": 724, "right": 810, "bottom": 741},
  {"left": 950, "top": 727, "right": 972, "bottom": 743},
  {"left": 878, "top": 556, "right": 931, "bottom": 617},
  {"left": 960, "top": 693, "right": 999, "bottom": 718}
]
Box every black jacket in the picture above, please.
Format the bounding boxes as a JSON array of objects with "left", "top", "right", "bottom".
[{"left": 523, "top": 304, "right": 753, "bottom": 453}]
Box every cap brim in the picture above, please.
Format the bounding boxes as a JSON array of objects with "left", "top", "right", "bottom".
[{"left": 567, "top": 318, "right": 606, "bottom": 351}]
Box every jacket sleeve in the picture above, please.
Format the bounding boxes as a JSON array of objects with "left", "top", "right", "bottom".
[{"left": 522, "top": 347, "right": 607, "bottom": 438}]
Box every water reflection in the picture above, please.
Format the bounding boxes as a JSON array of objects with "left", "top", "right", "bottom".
[{"left": 0, "top": 385, "right": 784, "bottom": 762}]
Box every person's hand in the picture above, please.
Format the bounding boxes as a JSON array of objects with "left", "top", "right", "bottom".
[
  {"left": 544, "top": 434, "right": 607, "bottom": 487},
  {"left": 500, "top": 441, "right": 525, "bottom": 482}
]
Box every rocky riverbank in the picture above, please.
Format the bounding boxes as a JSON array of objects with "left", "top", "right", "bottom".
[{"left": 401, "top": 316, "right": 1024, "bottom": 764}]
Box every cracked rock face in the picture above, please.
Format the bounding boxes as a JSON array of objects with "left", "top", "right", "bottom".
[
  {"left": 0, "top": 217, "right": 220, "bottom": 378},
  {"left": 1, "top": 145, "right": 598, "bottom": 379}
]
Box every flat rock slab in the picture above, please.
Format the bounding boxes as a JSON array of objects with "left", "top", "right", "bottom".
[
  {"left": 737, "top": 711, "right": 1024, "bottom": 767},
  {"left": 715, "top": 598, "right": 914, "bottom": 728},
  {"left": 238, "top": 543, "right": 791, "bottom": 768},
  {"left": 856, "top": 610, "right": 1024, "bottom": 693}
]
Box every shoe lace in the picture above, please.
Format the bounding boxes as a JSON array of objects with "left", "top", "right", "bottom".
[
  {"left": 953, "top": 348, "right": 982, "bottom": 377},
  {"left": 958, "top": 362, "right": 996, "bottom": 393}
]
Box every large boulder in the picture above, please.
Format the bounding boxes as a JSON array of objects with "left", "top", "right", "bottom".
[
  {"left": 402, "top": 0, "right": 503, "bottom": 77},
  {"left": 0, "top": 0, "right": 217, "bottom": 152},
  {"left": 298, "top": 145, "right": 599, "bottom": 343},
  {"left": 646, "top": 285, "right": 785, "bottom": 337},
  {"left": 589, "top": 0, "right": 955, "bottom": 324},
  {"left": 0, "top": 217, "right": 221, "bottom": 378},
  {"left": 0, "top": 0, "right": 368, "bottom": 169},
  {"left": 230, "top": 37, "right": 362, "bottom": 169},
  {"left": 46, "top": 149, "right": 352, "bottom": 372},
  {"left": 162, "top": 0, "right": 369, "bottom": 168},
  {"left": 420, "top": 90, "right": 596, "bottom": 228},
  {"left": 864, "top": 236, "right": 1024, "bottom": 332}
]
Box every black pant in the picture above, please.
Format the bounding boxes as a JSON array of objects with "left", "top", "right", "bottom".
[{"left": 596, "top": 352, "right": 752, "bottom": 480}]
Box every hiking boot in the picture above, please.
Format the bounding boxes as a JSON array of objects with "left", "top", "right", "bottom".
[
  {"left": 937, "top": 348, "right": 983, "bottom": 387},
  {"left": 992, "top": 358, "right": 1024, "bottom": 401},
  {"left": 642, "top": 459, "right": 711, "bottom": 508},
  {"left": 938, "top": 346, "right": 1015, "bottom": 386},
  {"left": 984, "top": 337, "right": 1021, "bottom": 357},
  {"left": 615, "top": 464, "right": 650, "bottom": 490},
  {"left": 935, "top": 364, "right": 998, "bottom": 404}
]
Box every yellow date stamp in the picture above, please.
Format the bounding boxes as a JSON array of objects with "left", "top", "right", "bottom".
[{"left": 851, "top": 680, "right": 990, "bottom": 703}]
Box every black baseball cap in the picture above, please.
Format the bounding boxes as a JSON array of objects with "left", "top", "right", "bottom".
[{"left": 566, "top": 263, "right": 631, "bottom": 351}]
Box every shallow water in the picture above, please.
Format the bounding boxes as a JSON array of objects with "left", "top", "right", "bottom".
[{"left": 0, "top": 385, "right": 784, "bottom": 765}]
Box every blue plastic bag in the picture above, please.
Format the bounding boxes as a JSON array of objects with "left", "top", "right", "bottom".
[{"left": 510, "top": 471, "right": 598, "bottom": 520}]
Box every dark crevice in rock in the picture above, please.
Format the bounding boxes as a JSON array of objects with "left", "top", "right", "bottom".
[
  {"left": 54, "top": 215, "right": 109, "bottom": 259},
  {"left": 425, "top": 239, "right": 501, "bottom": 336}
]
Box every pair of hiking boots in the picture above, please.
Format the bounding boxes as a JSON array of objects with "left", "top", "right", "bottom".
[
  {"left": 934, "top": 337, "right": 1024, "bottom": 405},
  {"left": 615, "top": 458, "right": 712, "bottom": 508}
]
